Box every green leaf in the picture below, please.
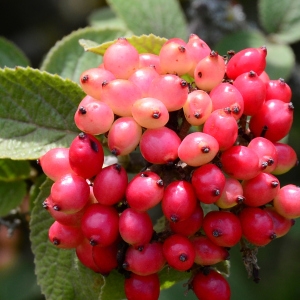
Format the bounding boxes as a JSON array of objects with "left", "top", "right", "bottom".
[
  {"left": 40, "top": 27, "right": 127, "bottom": 83},
  {"left": 107, "top": 0, "right": 188, "bottom": 40},
  {"left": 259, "top": 0, "right": 300, "bottom": 44},
  {"left": 88, "top": 6, "right": 127, "bottom": 29},
  {"left": 264, "top": 43, "right": 295, "bottom": 80},
  {"left": 100, "top": 270, "right": 126, "bottom": 300},
  {"left": 30, "top": 179, "right": 104, "bottom": 300},
  {"left": 0, "top": 159, "right": 31, "bottom": 181},
  {"left": 0, "top": 67, "right": 84, "bottom": 160},
  {"left": 0, "top": 36, "right": 30, "bottom": 68},
  {"left": 0, "top": 180, "right": 27, "bottom": 217},
  {"left": 215, "top": 30, "right": 295, "bottom": 80},
  {"left": 79, "top": 34, "right": 168, "bottom": 56},
  {"left": 159, "top": 266, "right": 191, "bottom": 290}
]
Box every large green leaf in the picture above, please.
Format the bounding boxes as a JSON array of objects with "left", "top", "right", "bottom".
[
  {"left": 0, "top": 67, "right": 84, "bottom": 160},
  {"left": 40, "top": 27, "right": 127, "bottom": 83},
  {"left": 0, "top": 159, "right": 31, "bottom": 181},
  {"left": 79, "top": 34, "right": 167, "bottom": 56},
  {"left": 30, "top": 179, "right": 104, "bottom": 300},
  {"left": 107, "top": 0, "right": 188, "bottom": 40},
  {"left": 215, "top": 30, "right": 295, "bottom": 80},
  {"left": 88, "top": 6, "right": 127, "bottom": 29},
  {"left": 259, "top": 0, "right": 300, "bottom": 44},
  {"left": 0, "top": 180, "right": 27, "bottom": 217},
  {"left": 0, "top": 36, "right": 30, "bottom": 68}
]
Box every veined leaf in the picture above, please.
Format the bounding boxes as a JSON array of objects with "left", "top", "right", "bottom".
[
  {"left": 0, "top": 67, "right": 84, "bottom": 160},
  {"left": 259, "top": 0, "right": 300, "bottom": 44},
  {"left": 0, "top": 159, "right": 31, "bottom": 181},
  {"left": 40, "top": 27, "right": 127, "bottom": 83},
  {"left": 107, "top": 0, "right": 188, "bottom": 40},
  {"left": 79, "top": 34, "right": 167, "bottom": 56},
  {"left": 0, "top": 36, "right": 30, "bottom": 68}
]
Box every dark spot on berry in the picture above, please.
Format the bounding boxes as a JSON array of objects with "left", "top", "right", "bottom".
[
  {"left": 170, "top": 215, "right": 179, "bottom": 223},
  {"left": 288, "top": 102, "right": 294, "bottom": 110},
  {"left": 90, "top": 140, "right": 99, "bottom": 153},
  {"left": 179, "top": 253, "right": 188, "bottom": 262},
  {"left": 267, "top": 158, "right": 274, "bottom": 166},
  {"left": 180, "top": 80, "right": 188, "bottom": 87},
  {"left": 114, "top": 164, "right": 122, "bottom": 172},
  {"left": 210, "top": 50, "right": 218, "bottom": 57},
  {"left": 194, "top": 111, "right": 202, "bottom": 119},
  {"left": 152, "top": 111, "right": 161, "bottom": 119},
  {"left": 102, "top": 80, "right": 109, "bottom": 87},
  {"left": 198, "top": 72, "right": 202, "bottom": 78},
  {"left": 156, "top": 179, "right": 164, "bottom": 187},
  {"left": 81, "top": 75, "right": 89, "bottom": 83},
  {"left": 260, "top": 45, "right": 267, "bottom": 54},
  {"left": 137, "top": 245, "right": 144, "bottom": 251},
  {"left": 279, "top": 78, "right": 285, "bottom": 84},
  {"left": 42, "top": 201, "right": 48, "bottom": 209},
  {"left": 122, "top": 262, "right": 129, "bottom": 269},
  {"left": 201, "top": 146, "right": 210, "bottom": 153},
  {"left": 178, "top": 45, "right": 186, "bottom": 53},
  {"left": 271, "top": 180, "right": 279, "bottom": 188},
  {"left": 223, "top": 107, "right": 231, "bottom": 114},
  {"left": 249, "top": 70, "right": 256, "bottom": 77},
  {"left": 236, "top": 196, "right": 245, "bottom": 204},
  {"left": 212, "top": 229, "right": 222, "bottom": 237},
  {"left": 36, "top": 159, "right": 40, "bottom": 165},
  {"left": 53, "top": 205, "right": 60, "bottom": 211},
  {"left": 53, "top": 238, "right": 60, "bottom": 246},
  {"left": 213, "top": 189, "right": 220, "bottom": 196},
  {"left": 111, "top": 148, "right": 120, "bottom": 156},
  {"left": 291, "top": 219, "right": 296, "bottom": 226},
  {"left": 261, "top": 162, "right": 268, "bottom": 169},
  {"left": 270, "top": 232, "right": 277, "bottom": 240},
  {"left": 79, "top": 106, "right": 87, "bottom": 114},
  {"left": 79, "top": 132, "right": 87, "bottom": 139},
  {"left": 90, "top": 239, "right": 97, "bottom": 246},
  {"left": 231, "top": 106, "right": 240, "bottom": 114},
  {"left": 140, "top": 173, "right": 149, "bottom": 177}
]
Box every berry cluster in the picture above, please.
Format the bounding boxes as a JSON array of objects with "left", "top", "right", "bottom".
[{"left": 39, "top": 34, "right": 299, "bottom": 300}]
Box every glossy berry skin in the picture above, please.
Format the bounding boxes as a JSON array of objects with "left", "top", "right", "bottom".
[
  {"left": 169, "top": 204, "right": 204, "bottom": 237},
  {"left": 124, "top": 273, "right": 160, "bottom": 300},
  {"left": 50, "top": 173, "right": 90, "bottom": 214},
  {"left": 162, "top": 180, "right": 197, "bottom": 223},
  {"left": 194, "top": 51, "right": 226, "bottom": 91},
  {"left": 139, "top": 127, "right": 181, "bottom": 164},
  {"left": 239, "top": 207, "right": 276, "bottom": 246},
  {"left": 92, "top": 242, "right": 118, "bottom": 275},
  {"left": 103, "top": 37, "right": 139, "bottom": 79},
  {"left": 48, "top": 221, "right": 83, "bottom": 249},
  {"left": 139, "top": 53, "right": 162, "bottom": 74},
  {"left": 39, "top": 147, "right": 74, "bottom": 181},
  {"left": 203, "top": 108, "right": 238, "bottom": 151},
  {"left": 123, "top": 242, "right": 166, "bottom": 276},
  {"left": 233, "top": 71, "right": 266, "bottom": 116},
  {"left": 272, "top": 143, "right": 298, "bottom": 175},
  {"left": 119, "top": 208, "right": 153, "bottom": 249},
  {"left": 159, "top": 37, "right": 193, "bottom": 76},
  {"left": 183, "top": 90, "right": 212, "bottom": 126},
  {"left": 93, "top": 163, "right": 128, "bottom": 206},
  {"left": 192, "top": 269, "right": 231, "bottom": 300},
  {"left": 226, "top": 46, "right": 267, "bottom": 80},
  {"left": 125, "top": 171, "right": 164, "bottom": 211},
  {"left": 79, "top": 68, "right": 115, "bottom": 100},
  {"left": 202, "top": 210, "right": 242, "bottom": 247},
  {"left": 215, "top": 177, "right": 244, "bottom": 209},
  {"left": 265, "top": 78, "right": 292, "bottom": 103},
  {"left": 191, "top": 164, "right": 226, "bottom": 204},
  {"left": 81, "top": 203, "right": 119, "bottom": 247},
  {"left": 69, "top": 133, "right": 104, "bottom": 179},
  {"left": 221, "top": 145, "right": 261, "bottom": 180},
  {"left": 209, "top": 82, "right": 244, "bottom": 120},
  {"left": 74, "top": 100, "right": 114, "bottom": 135},
  {"left": 162, "top": 234, "right": 196, "bottom": 271},
  {"left": 248, "top": 137, "right": 278, "bottom": 173},
  {"left": 264, "top": 206, "right": 294, "bottom": 238},
  {"left": 178, "top": 132, "right": 219, "bottom": 167},
  {"left": 242, "top": 172, "right": 280, "bottom": 207},
  {"left": 107, "top": 117, "right": 142, "bottom": 156},
  {"left": 191, "top": 235, "right": 230, "bottom": 266},
  {"left": 273, "top": 184, "right": 300, "bottom": 219},
  {"left": 249, "top": 100, "right": 294, "bottom": 142},
  {"left": 148, "top": 74, "right": 189, "bottom": 111}
]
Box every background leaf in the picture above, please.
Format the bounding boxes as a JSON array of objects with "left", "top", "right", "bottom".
[
  {"left": 0, "top": 180, "right": 27, "bottom": 217},
  {"left": 215, "top": 30, "right": 295, "bottom": 80},
  {"left": 0, "top": 159, "right": 31, "bottom": 181},
  {"left": 30, "top": 179, "right": 104, "bottom": 300},
  {"left": 79, "top": 34, "right": 167, "bottom": 56},
  {"left": 107, "top": 0, "right": 188, "bottom": 40},
  {"left": 0, "top": 36, "right": 30, "bottom": 68},
  {"left": 258, "top": 0, "right": 300, "bottom": 44},
  {"left": 88, "top": 6, "right": 126, "bottom": 29},
  {"left": 0, "top": 67, "right": 84, "bottom": 160},
  {"left": 40, "top": 27, "right": 127, "bottom": 83}
]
